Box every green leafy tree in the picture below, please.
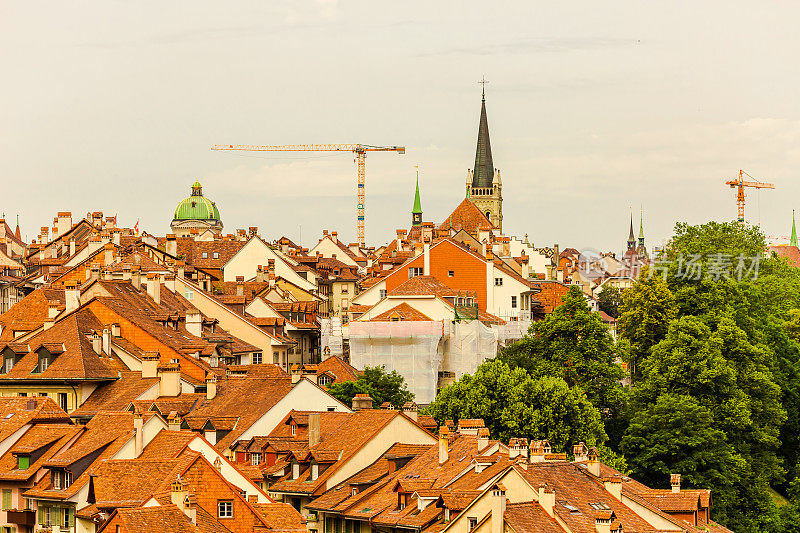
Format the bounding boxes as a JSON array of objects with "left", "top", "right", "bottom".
[
  {"left": 428, "top": 359, "right": 606, "bottom": 451},
  {"left": 502, "top": 286, "right": 624, "bottom": 413},
  {"left": 597, "top": 285, "right": 623, "bottom": 318},
  {"left": 617, "top": 270, "right": 677, "bottom": 382},
  {"left": 326, "top": 365, "right": 414, "bottom": 408}
]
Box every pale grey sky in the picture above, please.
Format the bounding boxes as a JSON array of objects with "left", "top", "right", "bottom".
[{"left": 2, "top": 1, "right": 799, "bottom": 253}]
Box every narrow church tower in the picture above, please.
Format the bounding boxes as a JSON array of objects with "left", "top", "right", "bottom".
[
  {"left": 636, "top": 210, "right": 648, "bottom": 259},
  {"left": 627, "top": 213, "right": 636, "bottom": 252},
  {"left": 466, "top": 86, "right": 503, "bottom": 232},
  {"left": 791, "top": 210, "right": 798, "bottom": 247},
  {"left": 412, "top": 170, "right": 423, "bottom": 226}
]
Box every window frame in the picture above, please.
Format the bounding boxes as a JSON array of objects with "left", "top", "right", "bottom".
[
  {"left": 217, "top": 500, "right": 234, "bottom": 519},
  {"left": 511, "top": 296, "right": 517, "bottom": 309},
  {"left": 494, "top": 277, "right": 503, "bottom": 286}
]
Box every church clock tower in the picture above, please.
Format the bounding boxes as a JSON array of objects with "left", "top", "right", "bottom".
[{"left": 466, "top": 85, "right": 503, "bottom": 232}]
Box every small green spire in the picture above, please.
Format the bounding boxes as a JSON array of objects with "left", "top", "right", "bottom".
[
  {"left": 412, "top": 169, "right": 423, "bottom": 226},
  {"left": 639, "top": 208, "right": 644, "bottom": 239},
  {"left": 791, "top": 210, "right": 798, "bottom": 247}
]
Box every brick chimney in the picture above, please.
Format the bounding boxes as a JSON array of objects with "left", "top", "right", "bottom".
[
  {"left": 158, "top": 362, "right": 181, "bottom": 397},
  {"left": 185, "top": 309, "right": 202, "bottom": 338},
  {"left": 537, "top": 484, "right": 555, "bottom": 517},
  {"left": 587, "top": 447, "right": 600, "bottom": 477},
  {"left": 573, "top": 442, "right": 589, "bottom": 462},
  {"left": 166, "top": 234, "right": 177, "bottom": 257},
  {"left": 351, "top": 393, "right": 373, "bottom": 411},
  {"left": 308, "top": 412, "right": 321, "bottom": 448},
  {"left": 236, "top": 276, "right": 244, "bottom": 296},
  {"left": 490, "top": 484, "right": 506, "bottom": 533},
  {"left": 603, "top": 476, "right": 622, "bottom": 500},
  {"left": 146, "top": 273, "right": 161, "bottom": 305},
  {"left": 141, "top": 352, "right": 160, "bottom": 379},
  {"left": 92, "top": 331, "right": 102, "bottom": 354},
  {"left": 438, "top": 427, "right": 449, "bottom": 464},
  {"left": 206, "top": 374, "right": 217, "bottom": 400},
  {"left": 133, "top": 410, "right": 144, "bottom": 458},
  {"left": 671, "top": 473, "right": 681, "bottom": 493},
  {"left": 477, "top": 427, "right": 489, "bottom": 452}
]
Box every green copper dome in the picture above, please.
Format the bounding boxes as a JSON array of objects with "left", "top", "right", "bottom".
[{"left": 173, "top": 181, "right": 221, "bottom": 221}]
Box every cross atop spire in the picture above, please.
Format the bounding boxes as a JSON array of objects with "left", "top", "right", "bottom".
[
  {"left": 791, "top": 210, "right": 798, "bottom": 247},
  {"left": 479, "top": 76, "right": 489, "bottom": 100},
  {"left": 471, "top": 85, "right": 494, "bottom": 188}
]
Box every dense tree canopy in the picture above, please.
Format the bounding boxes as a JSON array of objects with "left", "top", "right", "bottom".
[
  {"left": 597, "top": 285, "right": 623, "bottom": 318},
  {"left": 427, "top": 359, "right": 606, "bottom": 452},
  {"left": 617, "top": 220, "right": 800, "bottom": 532},
  {"left": 327, "top": 365, "right": 414, "bottom": 408}
]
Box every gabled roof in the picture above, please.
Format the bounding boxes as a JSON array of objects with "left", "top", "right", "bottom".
[
  {"left": 314, "top": 356, "right": 361, "bottom": 383},
  {"left": 99, "top": 504, "right": 201, "bottom": 533},
  {"left": 0, "top": 287, "right": 65, "bottom": 341},
  {"left": 0, "top": 396, "right": 71, "bottom": 443},
  {"left": 439, "top": 199, "right": 496, "bottom": 234},
  {"left": 0, "top": 309, "right": 126, "bottom": 381},
  {"left": 371, "top": 303, "right": 433, "bottom": 322},
  {"left": 0, "top": 424, "right": 79, "bottom": 482},
  {"left": 390, "top": 275, "right": 476, "bottom": 299}
]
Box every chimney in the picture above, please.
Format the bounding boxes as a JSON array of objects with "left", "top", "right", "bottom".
[
  {"left": 166, "top": 234, "right": 177, "bottom": 257},
  {"left": 146, "top": 273, "right": 161, "bottom": 305},
  {"left": 573, "top": 442, "right": 589, "bottom": 462},
  {"left": 48, "top": 301, "right": 60, "bottom": 319},
  {"left": 490, "top": 484, "right": 506, "bottom": 533},
  {"left": 603, "top": 476, "right": 622, "bottom": 500},
  {"left": 423, "top": 243, "right": 431, "bottom": 276},
  {"left": 587, "top": 447, "right": 600, "bottom": 477},
  {"left": 594, "top": 511, "right": 612, "bottom": 533},
  {"left": 291, "top": 365, "right": 302, "bottom": 384},
  {"left": 170, "top": 476, "right": 188, "bottom": 509},
  {"left": 351, "top": 393, "right": 373, "bottom": 411},
  {"left": 164, "top": 273, "right": 176, "bottom": 292},
  {"left": 249, "top": 226, "right": 258, "bottom": 237},
  {"left": 43, "top": 319, "right": 54, "bottom": 330},
  {"left": 331, "top": 231, "right": 338, "bottom": 243},
  {"left": 509, "top": 438, "right": 528, "bottom": 460},
  {"left": 255, "top": 265, "right": 266, "bottom": 283},
  {"left": 401, "top": 402, "right": 418, "bottom": 422},
  {"left": 102, "top": 328, "right": 112, "bottom": 355},
  {"left": 537, "top": 484, "right": 555, "bottom": 518},
  {"left": 158, "top": 362, "right": 181, "bottom": 397},
  {"left": 168, "top": 411, "right": 181, "bottom": 431},
  {"left": 111, "top": 323, "right": 121, "bottom": 337},
  {"left": 134, "top": 410, "right": 144, "bottom": 458},
  {"left": 438, "top": 427, "right": 449, "bottom": 464},
  {"left": 131, "top": 266, "right": 142, "bottom": 290},
  {"left": 121, "top": 265, "right": 132, "bottom": 281},
  {"left": 92, "top": 331, "right": 102, "bottom": 354},
  {"left": 141, "top": 352, "right": 160, "bottom": 379},
  {"left": 185, "top": 309, "right": 202, "bottom": 338},
  {"left": 69, "top": 238, "right": 76, "bottom": 256},
  {"left": 477, "top": 427, "right": 489, "bottom": 452},
  {"left": 236, "top": 276, "right": 244, "bottom": 296},
  {"left": 177, "top": 260, "right": 185, "bottom": 279},
  {"left": 90, "top": 264, "right": 101, "bottom": 282},
  {"left": 671, "top": 473, "right": 681, "bottom": 493},
  {"left": 308, "top": 412, "right": 321, "bottom": 448},
  {"left": 112, "top": 229, "right": 121, "bottom": 246},
  {"left": 206, "top": 374, "right": 217, "bottom": 400}
]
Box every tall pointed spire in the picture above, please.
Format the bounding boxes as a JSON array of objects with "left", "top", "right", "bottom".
[
  {"left": 791, "top": 210, "right": 798, "bottom": 247},
  {"left": 412, "top": 168, "right": 422, "bottom": 226},
  {"left": 627, "top": 212, "right": 636, "bottom": 251},
  {"left": 638, "top": 208, "right": 644, "bottom": 240},
  {"left": 14, "top": 214, "right": 21, "bottom": 241},
  {"left": 471, "top": 84, "right": 494, "bottom": 188}
]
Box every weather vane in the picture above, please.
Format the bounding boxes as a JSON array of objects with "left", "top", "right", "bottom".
[{"left": 479, "top": 76, "right": 489, "bottom": 97}]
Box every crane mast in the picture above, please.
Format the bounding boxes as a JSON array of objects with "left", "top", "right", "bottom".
[
  {"left": 724, "top": 169, "right": 775, "bottom": 224},
  {"left": 211, "top": 144, "right": 405, "bottom": 247}
]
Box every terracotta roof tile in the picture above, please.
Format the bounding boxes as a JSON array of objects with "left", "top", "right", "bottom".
[{"left": 439, "top": 199, "right": 496, "bottom": 234}]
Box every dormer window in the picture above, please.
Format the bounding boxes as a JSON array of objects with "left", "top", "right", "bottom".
[
  {"left": 291, "top": 424, "right": 297, "bottom": 436},
  {"left": 251, "top": 453, "right": 262, "bottom": 466},
  {"left": 17, "top": 454, "right": 30, "bottom": 470},
  {"left": 311, "top": 462, "right": 319, "bottom": 480},
  {"left": 398, "top": 493, "right": 408, "bottom": 510},
  {"left": 213, "top": 252, "right": 219, "bottom": 259},
  {"left": 202, "top": 252, "right": 208, "bottom": 258},
  {"left": 292, "top": 461, "right": 300, "bottom": 480},
  {"left": 38, "top": 354, "right": 51, "bottom": 373},
  {"left": 3, "top": 355, "right": 13, "bottom": 374},
  {"left": 52, "top": 469, "right": 72, "bottom": 490}
]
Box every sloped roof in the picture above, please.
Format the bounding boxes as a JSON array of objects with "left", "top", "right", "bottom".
[
  {"left": 315, "top": 356, "right": 361, "bottom": 383},
  {"left": 0, "top": 287, "right": 65, "bottom": 341},
  {"left": 439, "top": 199, "right": 495, "bottom": 234},
  {"left": 371, "top": 303, "right": 433, "bottom": 322},
  {"left": 70, "top": 371, "right": 159, "bottom": 418},
  {"left": 99, "top": 505, "right": 201, "bottom": 533},
  {"left": 0, "top": 396, "right": 71, "bottom": 442}
]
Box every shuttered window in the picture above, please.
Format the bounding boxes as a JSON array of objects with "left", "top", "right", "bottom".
[{"left": 1, "top": 489, "right": 11, "bottom": 510}]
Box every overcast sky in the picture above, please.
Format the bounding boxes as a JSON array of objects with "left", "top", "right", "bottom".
[{"left": 2, "top": 1, "right": 799, "bottom": 253}]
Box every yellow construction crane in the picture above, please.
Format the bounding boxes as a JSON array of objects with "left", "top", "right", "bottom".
[
  {"left": 211, "top": 143, "right": 405, "bottom": 247},
  {"left": 725, "top": 169, "right": 774, "bottom": 224}
]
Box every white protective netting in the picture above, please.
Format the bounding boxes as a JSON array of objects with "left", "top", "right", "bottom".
[
  {"left": 444, "top": 321, "right": 500, "bottom": 381},
  {"left": 349, "top": 321, "right": 447, "bottom": 404},
  {"left": 491, "top": 319, "right": 532, "bottom": 347},
  {"left": 320, "top": 317, "right": 344, "bottom": 359}
]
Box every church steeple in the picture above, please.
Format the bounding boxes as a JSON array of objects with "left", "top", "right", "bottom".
[
  {"left": 627, "top": 213, "right": 636, "bottom": 251},
  {"left": 412, "top": 170, "right": 422, "bottom": 226},
  {"left": 791, "top": 210, "right": 798, "bottom": 247},
  {"left": 638, "top": 209, "right": 645, "bottom": 245},
  {"left": 471, "top": 86, "right": 494, "bottom": 188}
]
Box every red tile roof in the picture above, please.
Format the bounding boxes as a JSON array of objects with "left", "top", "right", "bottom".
[{"left": 439, "top": 199, "right": 496, "bottom": 234}]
